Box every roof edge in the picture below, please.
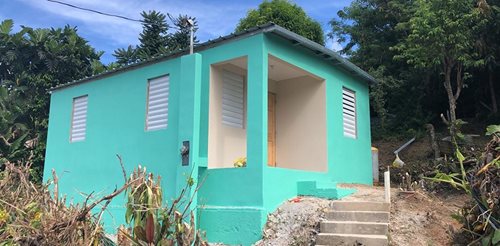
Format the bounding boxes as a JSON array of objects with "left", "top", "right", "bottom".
[
  {"left": 51, "top": 23, "right": 375, "bottom": 92},
  {"left": 265, "top": 25, "right": 377, "bottom": 84}
]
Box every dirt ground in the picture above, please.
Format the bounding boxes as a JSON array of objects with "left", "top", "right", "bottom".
[
  {"left": 389, "top": 190, "right": 467, "bottom": 246},
  {"left": 340, "top": 184, "right": 467, "bottom": 246},
  {"left": 220, "top": 127, "right": 482, "bottom": 245},
  {"left": 250, "top": 184, "right": 468, "bottom": 246},
  {"left": 372, "top": 123, "right": 491, "bottom": 181},
  {"left": 373, "top": 137, "right": 433, "bottom": 171}
]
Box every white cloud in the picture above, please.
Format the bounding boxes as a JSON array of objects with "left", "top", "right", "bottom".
[
  {"left": 16, "top": 0, "right": 351, "bottom": 62},
  {"left": 20, "top": 0, "right": 142, "bottom": 46},
  {"left": 19, "top": 0, "right": 253, "bottom": 47}
]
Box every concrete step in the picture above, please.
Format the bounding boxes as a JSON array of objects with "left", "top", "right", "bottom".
[
  {"left": 297, "top": 181, "right": 356, "bottom": 199},
  {"left": 320, "top": 221, "right": 389, "bottom": 235},
  {"left": 326, "top": 210, "right": 390, "bottom": 223},
  {"left": 316, "top": 233, "right": 388, "bottom": 246},
  {"left": 331, "top": 201, "right": 390, "bottom": 212}
]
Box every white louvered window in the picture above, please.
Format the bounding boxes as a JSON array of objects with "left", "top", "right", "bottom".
[
  {"left": 222, "top": 70, "right": 245, "bottom": 128},
  {"left": 70, "top": 95, "right": 88, "bottom": 142},
  {"left": 146, "top": 75, "right": 169, "bottom": 131},
  {"left": 342, "top": 87, "right": 357, "bottom": 139}
]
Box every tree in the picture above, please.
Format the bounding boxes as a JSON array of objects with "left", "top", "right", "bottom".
[
  {"left": 0, "top": 86, "right": 29, "bottom": 165},
  {"left": 138, "top": 10, "right": 169, "bottom": 58},
  {"left": 114, "top": 45, "right": 140, "bottom": 65},
  {"left": 329, "top": 0, "right": 412, "bottom": 71},
  {"left": 476, "top": 0, "right": 500, "bottom": 114},
  {"left": 330, "top": 0, "right": 500, "bottom": 140},
  {"left": 393, "top": 0, "right": 483, "bottom": 137},
  {"left": 329, "top": 0, "right": 434, "bottom": 136},
  {"left": 167, "top": 15, "right": 199, "bottom": 51},
  {"left": 114, "top": 11, "right": 198, "bottom": 66},
  {"left": 0, "top": 19, "right": 103, "bottom": 178},
  {"left": 236, "top": 0, "right": 325, "bottom": 45}
]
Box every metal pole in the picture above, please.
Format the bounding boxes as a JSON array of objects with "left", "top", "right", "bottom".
[
  {"left": 189, "top": 24, "right": 194, "bottom": 54},
  {"left": 384, "top": 169, "right": 391, "bottom": 203},
  {"left": 393, "top": 137, "right": 415, "bottom": 155}
]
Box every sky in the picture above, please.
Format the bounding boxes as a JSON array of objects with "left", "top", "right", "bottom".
[{"left": 0, "top": 0, "right": 351, "bottom": 64}]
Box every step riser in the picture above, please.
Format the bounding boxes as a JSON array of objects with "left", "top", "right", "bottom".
[
  {"left": 316, "top": 234, "right": 388, "bottom": 246},
  {"left": 327, "top": 211, "right": 389, "bottom": 222},
  {"left": 331, "top": 202, "right": 390, "bottom": 212},
  {"left": 321, "top": 222, "right": 388, "bottom": 235}
]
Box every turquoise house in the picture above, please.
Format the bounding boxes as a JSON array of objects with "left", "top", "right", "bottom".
[{"left": 43, "top": 23, "right": 376, "bottom": 245}]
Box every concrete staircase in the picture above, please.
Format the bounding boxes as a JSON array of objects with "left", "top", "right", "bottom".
[
  {"left": 316, "top": 201, "right": 390, "bottom": 246},
  {"left": 297, "top": 181, "right": 356, "bottom": 199}
]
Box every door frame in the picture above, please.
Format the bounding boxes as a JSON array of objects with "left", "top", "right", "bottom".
[{"left": 268, "top": 92, "right": 277, "bottom": 167}]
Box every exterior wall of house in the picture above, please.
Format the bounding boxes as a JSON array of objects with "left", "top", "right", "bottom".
[
  {"left": 274, "top": 76, "right": 327, "bottom": 171},
  {"left": 262, "top": 34, "right": 373, "bottom": 214},
  {"left": 197, "top": 34, "right": 268, "bottom": 245},
  {"left": 44, "top": 57, "right": 184, "bottom": 231},
  {"left": 207, "top": 63, "right": 247, "bottom": 168},
  {"left": 44, "top": 31, "right": 372, "bottom": 246},
  {"left": 198, "top": 34, "right": 372, "bottom": 245}
]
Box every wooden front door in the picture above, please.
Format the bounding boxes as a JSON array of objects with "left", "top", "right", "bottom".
[{"left": 268, "top": 92, "right": 276, "bottom": 166}]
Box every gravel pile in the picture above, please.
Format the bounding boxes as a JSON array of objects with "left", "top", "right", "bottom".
[{"left": 254, "top": 197, "right": 331, "bottom": 246}]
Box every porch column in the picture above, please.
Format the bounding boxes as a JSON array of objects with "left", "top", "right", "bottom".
[
  {"left": 176, "top": 53, "right": 202, "bottom": 210},
  {"left": 246, "top": 44, "right": 268, "bottom": 170}
]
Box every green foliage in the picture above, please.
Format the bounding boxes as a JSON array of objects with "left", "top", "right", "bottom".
[
  {"left": 121, "top": 166, "right": 206, "bottom": 245},
  {"left": 0, "top": 86, "right": 29, "bottom": 164},
  {"left": 0, "top": 19, "right": 103, "bottom": 179},
  {"left": 0, "top": 19, "right": 13, "bottom": 34},
  {"left": 393, "top": 0, "right": 482, "bottom": 69},
  {"left": 114, "top": 11, "right": 199, "bottom": 66},
  {"left": 486, "top": 124, "right": 500, "bottom": 136},
  {"left": 114, "top": 45, "right": 140, "bottom": 65},
  {"left": 425, "top": 148, "right": 471, "bottom": 193},
  {"left": 236, "top": 0, "right": 324, "bottom": 45},
  {"left": 477, "top": 1, "right": 500, "bottom": 72},
  {"left": 138, "top": 10, "right": 170, "bottom": 58},
  {"left": 491, "top": 230, "right": 500, "bottom": 245},
  {"left": 329, "top": 0, "right": 412, "bottom": 70},
  {"left": 393, "top": 0, "right": 485, "bottom": 134},
  {"left": 330, "top": 0, "right": 435, "bottom": 139},
  {"left": 331, "top": 0, "right": 500, "bottom": 139},
  {"left": 368, "top": 67, "right": 396, "bottom": 129},
  {"left": 166, "top": 14, "right": 199, "bottom": 52},
  {"left": 425, "top": 126, "right": 499, "bottom": 244}
]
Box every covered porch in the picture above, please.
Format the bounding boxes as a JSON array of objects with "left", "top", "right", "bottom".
[
  {"left": 207, "top": 54, "right": 328, "bottom": 172},
  {"left": 198, "top": 51, "right": 353, "bottom": 245}
]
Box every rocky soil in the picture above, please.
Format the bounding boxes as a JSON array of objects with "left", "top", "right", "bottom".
[
  {"left": 389, "top": 190, "right": 466, "bottom": 246},
  {"left": 251, "top": 184, "right": 467, "bottom": 246},
  {"left": 254, "top": 197, "right": 331, "bottom": 246}
]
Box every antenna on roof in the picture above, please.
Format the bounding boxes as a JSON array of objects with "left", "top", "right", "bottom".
[{"left": 185, "top": 18, "right": 195, "bottom": 54}]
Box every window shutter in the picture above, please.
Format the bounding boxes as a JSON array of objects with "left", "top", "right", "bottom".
[
  {"left": 71, "top": 95, "right": 88, "bottom": 142},
  {"left": 222, "top": 70, "right": 244, "bottom": 128},
  {"left": 146, "top": 75, "right": 169, "bottom": 131},
  {"left": 342, "top": 87, "right": 357, "bottom": 138}
]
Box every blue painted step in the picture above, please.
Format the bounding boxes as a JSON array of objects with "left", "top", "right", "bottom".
[{"left": 297, "top": 181, "right": 356, "bottom": 199}]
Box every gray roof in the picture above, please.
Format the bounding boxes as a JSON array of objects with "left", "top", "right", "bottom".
[{"left": 52, "top": 23, "right": 376, "bottom": 91}]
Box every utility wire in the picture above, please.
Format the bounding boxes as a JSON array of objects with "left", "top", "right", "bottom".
[
  {"left": 46, "top": 0, "right": 182, "bottom": 30},
  {"left": 47, "top": 0, "right": 142, "bottom": 23}
]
